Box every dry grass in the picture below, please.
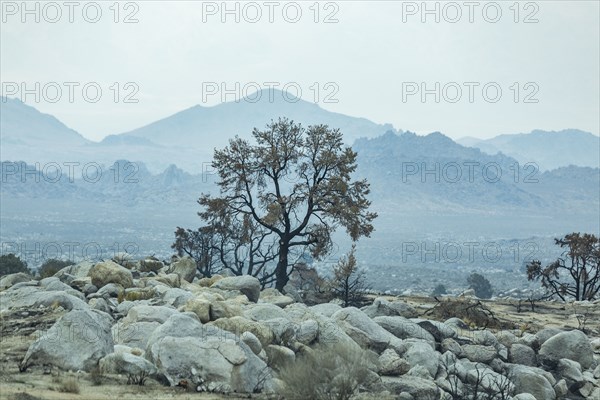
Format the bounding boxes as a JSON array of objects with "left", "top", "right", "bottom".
[
  {"left": 89, "top": 366, "right": 104, "bottom": 386},
  {"left": 277, "top": 342, "right": 377, "bottom": 400},
  {"left": 57, "top": 377, "right": 80, "bottom": 394},
  {"left": 8, "top": 393, "right": 44, "bottom": 400}
]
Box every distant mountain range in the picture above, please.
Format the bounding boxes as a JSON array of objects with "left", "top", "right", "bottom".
[
  {"left": 105, "top": 88, "right": 395, "bottom": 150},
  {"left": 1, "top": 92, "right": 394, "bottom": 173},
  {"left": 458, "top": 129, "right": 600, "bottom": 171},
  {"left": 0, "top": 91, "right": 598, "bottom": 225},
  {"left": 0, "top": 160, "right": 211, "bottom": 207},
  {"left": 2, "top": 92, "right": 598, "bottom": 174},
  {"left": 354, "top": 131, "right": 599, "bottom": 214},
  {"left": 3, "top": 132, "right": 598, "bottom": 216}
]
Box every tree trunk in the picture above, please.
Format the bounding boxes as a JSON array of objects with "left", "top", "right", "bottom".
[{"left": 275, "top": 241, "right": 289, "bottom": 291}]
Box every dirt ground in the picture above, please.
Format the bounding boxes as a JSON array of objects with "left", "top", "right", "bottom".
[{"left": 1, "top": 296, "right": 598, "bottom": 400}]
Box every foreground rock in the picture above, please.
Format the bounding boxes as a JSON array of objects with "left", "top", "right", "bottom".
[
  {"left": 538, "top": 329, "right": 594, "bottom": 369},
  {"left": 509, "top": 365, "right": 556, "bottom": 400},
  {"left": 332, "top": 307, "right": 394, "bottom": 353},
  {"left": 99, "top": 351, "right": 159, "bottom": 379},
  {"left": 20, "top": 308, "right": 113, "bottom": 372},
  {"left": 379, "top": 375, "right": 440, "bottom": 398},
  {"left": 89, "top": 260, "right": 134, "bottom": 289},
  {"left": 0, "top": 272, "right": 33, "bottom": 289},
  {"left": 146, "top": 315, "right": 270, "bottom": 392},
  {"left": 211, "top": 275, "right": 261, "bottom": 303},
  {"left": 164, "top": 256, "right": 196, "bottom": 282},
  {"left": 0, "top": 285, "right": 88, "bottom": 312}
]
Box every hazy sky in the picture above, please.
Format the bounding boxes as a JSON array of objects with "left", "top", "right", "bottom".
[{"left": 1, "top": 1, "right": 599, "bottom": 141}]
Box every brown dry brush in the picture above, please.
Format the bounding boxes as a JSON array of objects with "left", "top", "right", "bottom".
[{"left": 424, "top": 297, "right": 514, "bottom": 330}]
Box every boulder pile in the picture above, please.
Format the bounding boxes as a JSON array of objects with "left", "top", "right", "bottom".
[{"left": 1, "top": 256, "right": 599, "bottom": 399}]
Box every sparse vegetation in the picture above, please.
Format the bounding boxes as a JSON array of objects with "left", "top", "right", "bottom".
[
  {"left": 57, "top": 376, "right": 80, "bottom": 394},
  {"left": 441, "top": 355, "right": 514, "bottom": 400},
  {"left": 0, "top": 253, "right": 30, "bottom": 277},
  {"left": 424, "top": 297, "right": 510, "bottom": 330},
  {"left": 432, "top": 283, "right": 447, "bottom": 296},
  {"left": 527, "top": 232, "right": 600, "bottom": 301},
  {"left": 575, "top": 313, "right": 589, "bottom": 332},
  {"left": 287, "top": 262, "right": 332, "bottom": 305},
  {"left": 10, "top": 393, "right": 44, "bottom": 400},
  {"left": 328, "top": 245, "right": 369, "bottom": 307},
  {"left": 277, "top": 342, "right": 376, "bottom": 400},
  {"left": 253, "top": 365, "right": 272, "bottom": 394},
  {"left": 38, "top": 259, "right": 74, "bottom": 278},
  {"left": 172, "top": 226, "right": 221, "bottom": 278},
  {"left": 467, "top": 272, "right": 493, "bottom": 299},
  {"left": 127, "top": 371, "right": 149, "bottom": 386},
  {"left": 89, "top": 366, "right": 104, "bottom": 386}
]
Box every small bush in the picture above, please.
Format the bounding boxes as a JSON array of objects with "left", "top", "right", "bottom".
[
  {"left": 0, "top": 253, "right": 29, "bottom": 277},
  {"left": 58, "top": 377, "right": 80, "bottom": 394},
  {"left": 277, "top": 342, "right": 376, "bottom": 400},
  {"left": 39, "top": 259, "right": 74, "bottom": 278},
  {"left": 467, "top": 273, "right": 493, "bottom": 299},
  {"left": 89, "top": 366, "right": 104, "bottom": 386},
  {"left": 431, "top": 284, "right": 447, "bottom": 296},
  {"left": 527, "top": 232, "right": 600, "bottom": 301},
  {"left": 328, "top": 245, "right": 369, "bottom": 307}
]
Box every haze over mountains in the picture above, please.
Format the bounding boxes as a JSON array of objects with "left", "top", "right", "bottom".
[
  {"left": 1, "top": 91, "right": 395, "bottom": 173},
  {"left": 2, "top": 91, "right": 598, "bottom": 213},
  {"left": 458, "top": 129, "right": 600, "bottom": 171},
  {"left": 354, "top": 131, "right": 599, "bottom": 215},
  {"left": 2, "top": 91, "right": 598, "bottom": 174},
  {"left": 0, "top": 96, "right": 91, "bottom": 148},
  {"left": 106, "top": 89, "right": 395, "bottom": 149}
]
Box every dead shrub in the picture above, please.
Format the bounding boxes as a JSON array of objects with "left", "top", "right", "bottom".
[{"left": 424, "top": 297, "right": 514, "bottom": 330}]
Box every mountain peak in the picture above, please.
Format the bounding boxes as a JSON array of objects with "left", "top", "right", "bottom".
[
  {"left": 0, "top": 96, "right": 90, "bottom": 146},
  {"left": 235, "top": 88, "right": 319, "bottom": 108}
]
